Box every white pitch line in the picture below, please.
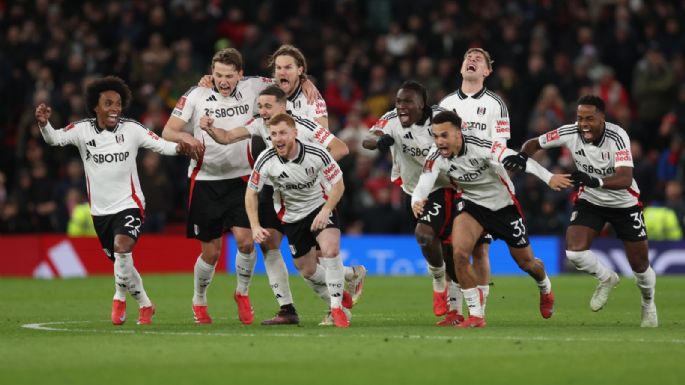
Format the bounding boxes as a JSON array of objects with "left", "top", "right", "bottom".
[{"left": 20, "top": 320, "right": 685, "bottom": 345}]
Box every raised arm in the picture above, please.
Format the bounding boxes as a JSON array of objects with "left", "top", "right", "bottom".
[{"left": 35, "top": 103, "right": 78, "bottom": 146}]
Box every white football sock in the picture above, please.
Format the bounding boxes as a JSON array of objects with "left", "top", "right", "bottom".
[
  {"left": 264, "top": 249, "right": 293, "bottom": 306},
  {"left": 235, "top": 249, "right": 256, "bottom": 295},
  {"left": 428, "top": 261, "right": 447, "bottom": 292},
  {"left": 321, "top": 256, "right": 345, "bottom": 309},
  {"left": 462, "top": 287, "right": 484, "bottom": 318},
  {"left": 114, "top": 252, "right": 151, "bottom": 307},
  {"left": 129, "top": 266, "right": 152, "bottom": 308},
  {"left": 536, "top": 275, "right": 552, "bottom": 294},
  {"left": 113, "top": 268, "right": 127, "bottom": 302},
  {"left": 303, "top": 264, "right": 330, "bottom": 301},
  {"left": 193, "top": 255, "right": 215, "bottom": 306},
  {"left": 634, "top": 266, "right": 656, "bottom": 305},
  {"left": 566, "top": 250, "right": 612, "bottom": 282},
  {"left": 448, "top": 281, "right": 463, "bottom": 314}
]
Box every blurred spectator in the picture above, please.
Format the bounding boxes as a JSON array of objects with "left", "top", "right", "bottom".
[
  {"left": 632, "top": 44, "right": 676, "bottom": 150},
  {"left": 664, "top": 181, "right": 685, "bottom": 231},
  {"left": 644, "top": 206, "right": 682, "bottom": 240},
  {"left": 66, "top": 188, "right": 96, "bottom": 237}
]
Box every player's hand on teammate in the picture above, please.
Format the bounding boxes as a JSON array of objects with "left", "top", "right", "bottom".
[
  {"left": 311, "top": 207, "right": 331, "bottom": 231},
  {"left": 35, "top": 103, "right": 52, "bottom": 128},
  {"left": 300, "top": 77, "right": 322, "bottom": 104},
  {"left": 411, "top": 199, "right": 426, "bottom": 218},
  {"left": 571, "top": 171, "right": 601, "bottom": 188},
  {"left": 548, "top": 174, "right": 573, "bottom": 191},
  {"left": 198, "top": 75, "right": 213, "bottom": 88},
  {"left": 376, "top": 134, "right": 395, "bottom": 152},
  {"left": 252, "top": 226, "right": 270, "bottom": 244},
  {"left": 502, "top": 152, "right": 528, "bottom": 172}
]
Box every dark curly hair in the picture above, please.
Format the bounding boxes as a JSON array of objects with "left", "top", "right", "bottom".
[{"left": 85, "top": 76, "right": 132, "bottom": 117}]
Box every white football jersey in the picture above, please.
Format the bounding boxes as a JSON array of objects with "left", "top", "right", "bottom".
[
  {"left": 248, "top": 140, "right": 343, "bottom": 223},
  {"left": 245, "top": 114, "right": 335, "bottom": 150},
  {"left": 439, "top": 87, "right": 510, "bottom": 143},
  {"left": 370, "top": 106, "right": 450, "bottom": 194},
  {"left": 172, "top": 76, "right": 272, "bottom": 180},
  {"left": 286, "top": 84, "right": 327, "bottom": 120},
  {"left": 539, "top": 122, "right": 640, "bottom": 208},
  {"left": 414, "top": 136, "right": 519, "bottom": 211},
  {"left": 40, "top": 118, "right": 178, "bottom": 216}
]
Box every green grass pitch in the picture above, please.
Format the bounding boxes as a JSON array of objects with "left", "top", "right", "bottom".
[{"left": 1, "top": 274, "right": 684, "bottom": 385}]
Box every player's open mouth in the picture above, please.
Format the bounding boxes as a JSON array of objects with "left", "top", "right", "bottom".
[
  {"left": 279, "top": 78, "right": 290, "bottom": 86},
  {"left": 467, "top": 64, "right": 476, "bottom": 72},
  {"left": 438, "top": 145, "right": 450, "bottom": 156},
  {"left": 398, "top": 112, "right": 411, "bottom": 124},
  {"left": 581, "top": 127, "right": 592, "bottom": 140},
  {"left": 106, "top": 114, "right": 119, "bottom": 125}
]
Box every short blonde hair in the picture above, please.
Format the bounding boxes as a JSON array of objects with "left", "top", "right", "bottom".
[
  {"left": 464, "top": 48, "right": 494, "bottom": 70},
  {"left": 269, "top": 112, "right": 296, "bottom": 128}
]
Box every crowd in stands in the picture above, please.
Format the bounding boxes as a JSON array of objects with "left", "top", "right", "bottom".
[{"left": 1, "top": 0, "right": 684, "bottom": 239}]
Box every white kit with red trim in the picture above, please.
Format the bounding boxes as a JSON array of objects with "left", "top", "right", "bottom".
[
  {"left": 172, "top": 77, "right": 273, "bottom": 181},
  {"left": 413, "top": 135, "right": 523, "bottom": 211},
  {"left": 248, "top": 140, "right": 342, "bottom": 223},
  {"left": 39, "top": 118, "right": 178, "bottom": 216},
  {"left": 539, "top": 122, "right": 640, "bottom": 208}
]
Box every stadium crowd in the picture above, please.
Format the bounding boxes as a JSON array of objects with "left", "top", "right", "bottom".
[{"left": 1, "top": 0, "right": 684, "bottom": 238}]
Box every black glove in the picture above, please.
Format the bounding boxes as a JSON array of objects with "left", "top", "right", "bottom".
[
  {"left": 571, "top": 171, "right": 600, "bottom": 188},
  {"left": 376, "top": 134, "right": 395, "bottom": 152},
  {"left": 502, "top": 152, "right": 528, "bottom": 172}
]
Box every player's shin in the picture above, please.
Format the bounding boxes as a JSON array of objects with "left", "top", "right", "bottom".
[
  {"left": 633, "top": 266, "right": 656, "bottom": 305},
  {"left": 264, "top": 249, "right": 294, "bottom": 306},
  {"left": 320, "top": 256, "right": 345, "bottom": 309},
  {"left": 303, "top": 264, "right": 330, "bottom": 301},
  {"left": 193, "top": 255, "right": 215, "bottom": 305},
  {"left": 235, "top": 250, "right": 257, "bottom": 295},
  {"left": 566, "top": 250, "right": 613, "bottom": 281}
]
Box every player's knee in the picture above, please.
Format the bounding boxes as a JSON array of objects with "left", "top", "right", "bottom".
[
  {"left": 319, "top": 245, "right": 339, "bottom": 258},
  {"left": 236, "top": 240, "right": 255, "bottom": 254},
  {"left": 452, "top": 249, "right": 470, "bottom": 266},
  {"left": 414, "top": 229, "right": 435, "bottom": 248},
  {"left": 113, "top": 238, "right": 134, "bottom": 254}
]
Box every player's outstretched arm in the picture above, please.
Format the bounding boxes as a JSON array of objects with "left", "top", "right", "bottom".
[
  {"left": 162, "top": 116, "right": 204, "bottom": 160},
  {"left": 199, "top": 116, "right": 250, "bottom": 145}
]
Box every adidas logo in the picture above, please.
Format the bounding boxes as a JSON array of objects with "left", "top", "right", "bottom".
[
  {"left": 206, "top": 95, "right": 217, "bottom": 102},
  {"left": 277, "top": 171, "right": 289, "bottom": 178},
  {"left": 403, "top": 131, "right": 414, "bottom": 140},
  {"left": 516, "top": 238, "right": 527, "bottom": 246},
  {"left": 575, "top": 148, "right": 586, "bottom": 156},
  {"left": 638, "top": 229, "right": 646, "bottom": 237},
  {"left": 86, "top": 139, "right": 96, "bottom": 147}
]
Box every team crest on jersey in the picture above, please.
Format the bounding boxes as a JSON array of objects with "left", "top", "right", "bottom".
[
  {"left": 116, "top": 134, "right": 124, "bottom": 144},
  {"left": 477, "top": 107, "right": 486, "bottom": 115},
  {"left": 601, "top": 151, "right": 611, "bottom": 161},
  {"left": 305, "top": 167, "right": 315, "bottom": 176}
]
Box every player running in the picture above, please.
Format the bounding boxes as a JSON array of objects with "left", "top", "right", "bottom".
[
  {"left": 246, "top": 113, "right": 351, "bottom": 328},
  {"left": 412, "top": 111, "right": 571, "bottom": 328},
  {"left": 35, "top": 76, "right": 192, "bottom": 325},
  {"left": 200, "top": 85, "right": 364, "bottom": 325},
  {"left": 513, "top": 95, "right": 658, "bottom": 327},
  {"left": 437, "top": 48, "right": 510, "bottom": 323}
]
